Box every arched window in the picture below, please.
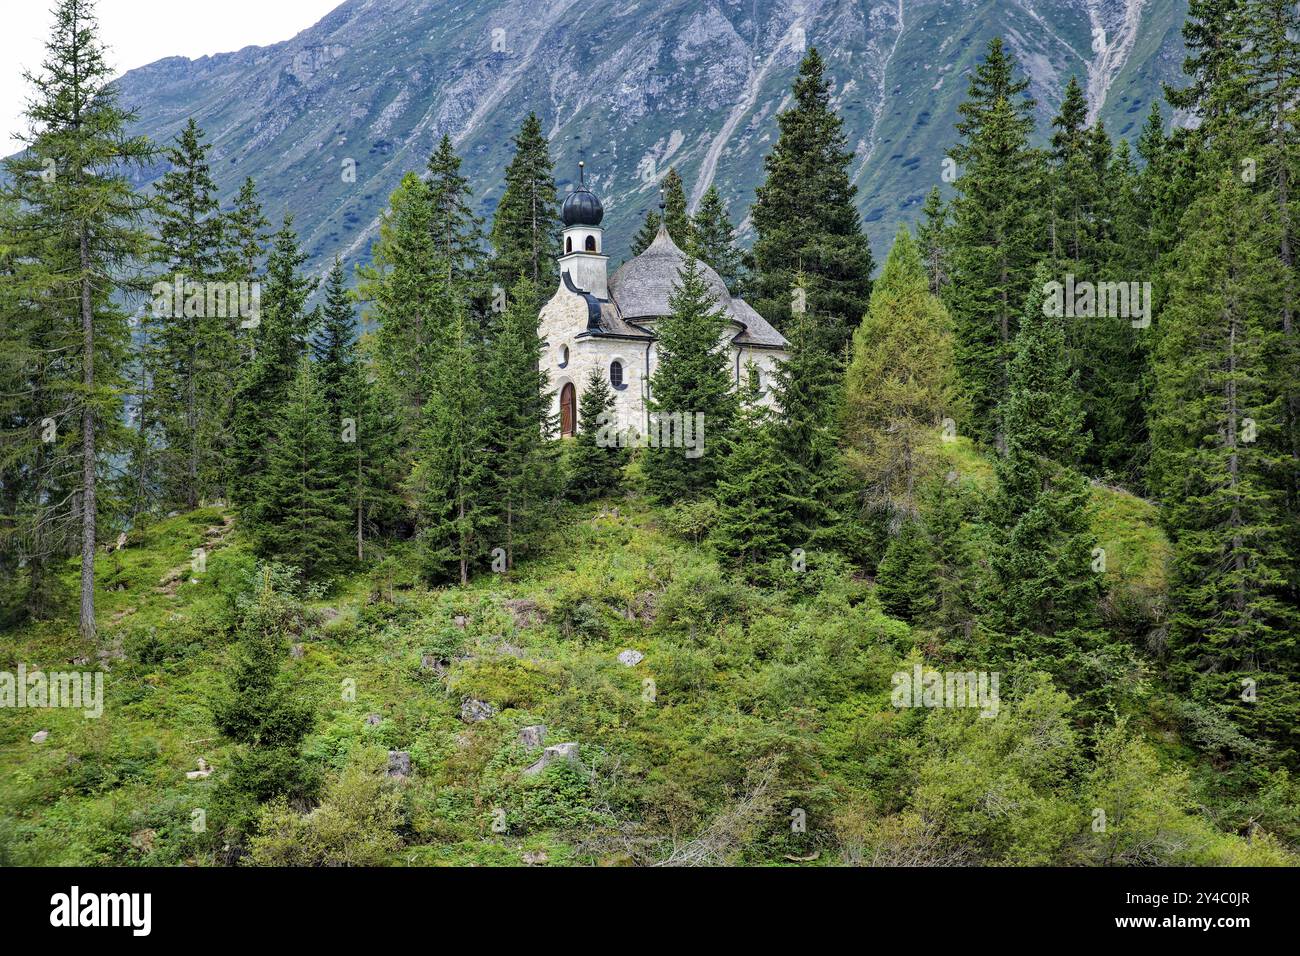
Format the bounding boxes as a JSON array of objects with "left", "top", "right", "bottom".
[
  {"left": 610, "top": 360, "right": 624, "bottom": 389},
  {"left": 565, "top": 236, "right": 572, "bottom": 253},
  {"left": 558, "top": 344, "right": 569, "bottom": 368},
  {"left": 585, "top": 235, "right": 597, "bottom": 252}
]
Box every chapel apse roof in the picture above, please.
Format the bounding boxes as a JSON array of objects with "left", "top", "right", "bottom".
[{"left": 607, "top": 225, "right": 788, "bottom": 349}]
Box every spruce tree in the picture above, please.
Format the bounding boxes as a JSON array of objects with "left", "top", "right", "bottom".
[
  {"left": 312, "top": 259, "right": 401, "bottom": 562},
  {"left": 916, "top": 187, "right": 949, "bottom": 296},
  {"left": 689, "top": 185, "right": 743, "bottom": 293},
  {"left": 661, "top": 167, "right": 692, "bottom": 248},
  {"left": 2, "top": 0, "right": 156, "bottom": 638},
  {"left": 843, "top": 227, "right": 959, "bottom": 527},
  {"left": 229, "top": 216, "right": 317, "bottom": 508},
  {"left": 224, "top": 177, "right": 269, "bottom": 282},
  {"left": 769, "top": 309, "right": 861, "bottom": 558},
  {"left": 426, "top": 134, "right": 485, "bottom": 291},
  {"left": 1150, "top": 170, "right": 1297, "bottom": 681},
  {"left": 147, "top": 118, "right": 236, "bottom": 508},
  {"left": 412, "top": 306, "right": 489, "bottom": 585},
  {"left": 987, "top": 266, "right": 1101, "bottom": 674},
  {"left": 631, "top": 208, "right": 662, "bottom": 257},
  {"left": 212, "top": 565, "right": 317, "bottom": 828},
  {"left": 490, "top": 113, "right": 560, "bottom": 301},
  {"left": 223, "top": 177, "right": 269, "bottom": 367},
  {"left": 943, "top": 39, "right": 1043, "bottom": 447},
  {"left": 567, "top": 368, "right": 624, "bottom": 501},
  {"left": 248, "top": 358, "right": 351, "bottom": 582},
  {"left": 750, "top": 47, "right": 874, "bottom": 353},
  {"left": 480, "top": 276, "right": 557, "bottom": 569},
  {"left": 644, "top": 257, "right": 737, "bottom": 502},
  {"left": 356, "top": 173, "right": 442, "bottom": 433},
  {"left": 711, "top": 366, "right": 785, "bottom": 578},
  {"left": 0, "top": 195, "right": 66, "bottom": 620},
  {"left": 875, "top": 518, "right": 939, "bottom": 623},
  {"left": 314, "top": 259, "right": 356, "bottom": 417}
]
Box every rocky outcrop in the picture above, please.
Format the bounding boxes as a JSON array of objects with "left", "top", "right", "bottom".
[
  {"left": 108, "top": 0, "right": 1188, "bottom": 280},
  {"left": 523, "top": 742, "right": 580, "bottom": 776}
]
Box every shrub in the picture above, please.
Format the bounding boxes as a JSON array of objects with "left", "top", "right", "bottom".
[{"left": 248, "top": 748, "right": 403, "bottom": 866}]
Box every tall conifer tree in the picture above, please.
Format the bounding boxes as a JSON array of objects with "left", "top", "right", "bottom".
[
  {"left": 147, "top": 118, "right": 236, "bottom": 508},
  {"left": 644, "top": 257, "right": 737, "bottom": 502},
  {"left": 750, "top": 48, "right": 874, "bottom": 355},
  {"left": 689, "top": 185, "right": 743, "bottom": 293},
  {"left": 2, "top": 0, "right": 156, "bottom": 638},
  {"left": 944, "top": 38, "right": 1043, "bottom": 448},
  {"left": 490, "top": 113, "right": 560, "bottom": 302}
]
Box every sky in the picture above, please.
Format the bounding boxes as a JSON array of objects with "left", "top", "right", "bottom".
[{"left": 1, "top": 0, "right": 342, "bottom": 155}]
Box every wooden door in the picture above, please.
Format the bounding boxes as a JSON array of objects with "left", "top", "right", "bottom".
[{"left": 560, "top": 382, "right": 576, "bottom": 437}]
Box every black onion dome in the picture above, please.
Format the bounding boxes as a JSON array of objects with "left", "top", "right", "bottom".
[
  {"left": 562, "top": 163, "right": 603, "bottom": 227},
  {"left": 562, "top": 186, "right": 603, "bottom": 227}
]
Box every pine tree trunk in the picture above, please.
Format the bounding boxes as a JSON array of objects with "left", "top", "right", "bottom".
[
  {"left": 356, "top": 448, "right": 363, "bottom": 562},
  {"left": 79, "top": 225, "right": 96, "bottom": 641}
]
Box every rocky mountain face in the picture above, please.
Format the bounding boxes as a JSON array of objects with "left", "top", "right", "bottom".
[{"left": 113, "top": 0, "right": 1189, "bottom": 275}]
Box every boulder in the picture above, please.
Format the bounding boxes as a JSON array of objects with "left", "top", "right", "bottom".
[
  {"left": 387, "top": 750, "right": 411, "bottom": 778},
  {"left": 617, "top": 649, "right": 644, "bottom": 667},
  {"left": 518, "top": 724, "right": 547, "bottom": 750},
  {"left": 523, "top": 742, "right": 579, "bottom": 776},
  {"left": 365, "top": 713, "right": 382, "bottom": 727},
  {"left": 30, "top": 730, "right": 49, "bottom": 744},
  {"left": 186, "top": 758, "right": 212, "bottom": 780},
  {"left": 290, "top": 643, "right": 305, "bottom": 659},
  {"left": 420, "top": 654, "right": 447, "bottom": 675},
  {"left": 522, "top": 850, "right": 549, "bottom": 865},
  {"left": 453, "top": 615, "right": 468, "bottom": 629},
  {"left": 460, "top": 698, "right": 496, "bottom": 723},
  {"left": 131, "top": 829, "right": 157, "bottom": 853}
]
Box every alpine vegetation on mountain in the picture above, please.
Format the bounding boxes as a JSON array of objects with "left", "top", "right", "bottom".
[{"left": 3, "top": 0, "right": 1300, "bottom": 877}]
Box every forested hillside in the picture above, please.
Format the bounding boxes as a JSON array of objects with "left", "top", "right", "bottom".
[{"left": 1, "top": 0, "right": 1298, "bottom": 867}]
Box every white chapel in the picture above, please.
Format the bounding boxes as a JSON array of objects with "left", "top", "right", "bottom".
[{"left": 538, "top": 164, "right": 789, "bottom": 438}]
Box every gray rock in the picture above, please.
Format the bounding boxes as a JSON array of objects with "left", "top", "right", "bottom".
[
  {"left": 30, "top": 730, "right": 49, "bottom": 744},
  {"left": 290, "top": 643, "right": 305, "bottom": 659},
  {"left": 518, "top": 724, "right": 547, "bottom": 750},
  {"left": 420, "top": 654, "right": 447, "bottom": 675},
  {"left": 387, "top": 750, "right": 411, "bottom": 778},
  {"left": 453, "top": 615, "right": 468, "bottom": 629},
  {"left": 365, "top": 713, "right": 382, "bottom": 727},
  {"left": 460, "top": 698, "right": 496, "bottom": 723},
  {"left": 617, "top": 649, "right": 644, "bottom": 667},
  {"left": 524, "top": 742, "right": 579, "bottom": 776}
]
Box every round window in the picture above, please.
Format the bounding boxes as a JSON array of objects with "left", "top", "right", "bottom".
[{"left": 610, "top": 360, "right": 624, "bottom": 389}]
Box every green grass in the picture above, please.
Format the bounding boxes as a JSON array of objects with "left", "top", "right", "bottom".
[{"left": 0, "top": 457, "right": 1291, "bottom": 867}]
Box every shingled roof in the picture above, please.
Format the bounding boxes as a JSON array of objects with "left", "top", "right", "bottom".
[{"left": 606, "top": 225, "right": 787, "bottom": 349}]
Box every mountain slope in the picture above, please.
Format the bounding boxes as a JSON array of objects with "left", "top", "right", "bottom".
[{"left": 112, "top": 0, "right": 1190, "bottom": 274}]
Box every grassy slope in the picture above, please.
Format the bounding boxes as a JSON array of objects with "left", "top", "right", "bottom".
[{"left": 0, "top": 456, "right": 1287, "bottom": 866}]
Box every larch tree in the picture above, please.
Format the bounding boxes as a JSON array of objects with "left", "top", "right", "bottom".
[
  {"left": 843, "top": 227, "right": 960, "bottom": 530},
  {"left": 2, "top": 0, "right": 156, "bottom": 638}
]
